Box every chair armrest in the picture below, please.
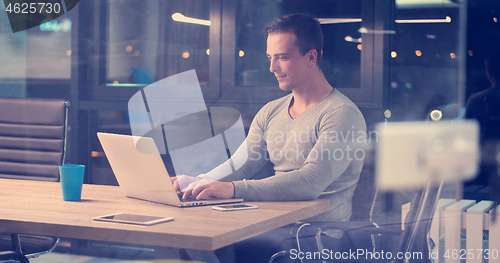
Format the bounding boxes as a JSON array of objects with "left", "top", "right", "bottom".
[{"left": 316, "top": 221, "right": 404, "bottom": 236}]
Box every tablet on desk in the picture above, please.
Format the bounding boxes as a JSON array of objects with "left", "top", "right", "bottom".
[{"left": 93, "top": 213, "right": 173, "bottom": 226}]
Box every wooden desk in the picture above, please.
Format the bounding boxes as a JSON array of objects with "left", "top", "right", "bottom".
[{"left": 0, "top": 179, "right": 329, "bottom": 251}]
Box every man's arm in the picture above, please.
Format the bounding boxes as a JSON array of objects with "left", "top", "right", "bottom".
[
  {"left": 233, "top": 105, "right": 365, "bottom": 201},
  {"left": 173, "top": 111, "right": 270, "bottom": 199}
]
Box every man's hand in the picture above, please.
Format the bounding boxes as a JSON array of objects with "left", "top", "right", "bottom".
[
  {"left": 171, "top": 175, "right": 199, "bottom": 193},
  {"left": 186, "top": 179, "right": 234, "bottom": 200},
  {"left": 171, "top": 175, "right": 234, "bottom": 200}
]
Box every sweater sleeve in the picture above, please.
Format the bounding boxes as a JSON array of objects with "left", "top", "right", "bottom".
[
  {"left": 232, "top": 105, "right": 365, "bottom": 201},
  {"left": 199, "top": 108, "right": 270, "bottom": 182}
]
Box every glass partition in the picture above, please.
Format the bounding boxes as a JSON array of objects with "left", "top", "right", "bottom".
[
  {"left": 234, "top": 0, "right": 363, "bottom": 89},
  {"left": 0, "top": 7, "right": 71, "bottom": 98},
  {"left": 107, "top": 0, "right": 211, "bottom": 85},
  {"left": 389, "top": 2, "right": 464, "bottom": 121},
  {"left": 88, "top": 0, "right": 220, "bottom": 100},
  {"left": 218, "top": 0, "right": 384, "bottom": 108}
]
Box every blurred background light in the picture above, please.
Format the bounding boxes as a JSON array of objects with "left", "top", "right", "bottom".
[{"left": 171, "top": 13, "right": 211, "bottom": 26}]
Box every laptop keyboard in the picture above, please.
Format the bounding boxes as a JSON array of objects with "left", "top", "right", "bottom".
[{"left": 177, "top": 193, "right": 196, "bottom": 202}]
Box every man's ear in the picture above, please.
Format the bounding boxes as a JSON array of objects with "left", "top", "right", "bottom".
[{"left": 307, "top": 49, "right": 318, "bottom": 66}]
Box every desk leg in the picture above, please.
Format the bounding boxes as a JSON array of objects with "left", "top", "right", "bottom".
[
  {"left": 154, "top": 247, "right": 181, "bottom": 262},
  {"left": 154, "top": 247, "right": 222, "bottom": 263},
  {"left": 184, "top": 249, "right": 221, "bottom": 263}
]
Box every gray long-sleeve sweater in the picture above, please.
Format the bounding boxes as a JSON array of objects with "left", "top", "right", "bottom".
[{"left": 201, "top": 89, "right": 366, "bottom": 223}]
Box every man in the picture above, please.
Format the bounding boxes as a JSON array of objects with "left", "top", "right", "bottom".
[
  {"left": 464, "top": 52, "right": 500, "bottom": 199},
  {"left": 172, "top": 13, "right": 366, "bottom": 262}
]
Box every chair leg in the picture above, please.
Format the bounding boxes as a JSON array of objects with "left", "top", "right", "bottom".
[
  {"left": 17, "top": 255, "right": 29, "bottom": 263},
  {"left": 268, "top": 251, "right": 286, "bottom": 263},
  {"left": 24, "top": 238, "right": 59, "bottom": 259},
  {"left": 314, "top": 228, "right": 327, "bottom": 263},
  {"left": 10, "top": 234, "right": 29, "bottom": 263}
]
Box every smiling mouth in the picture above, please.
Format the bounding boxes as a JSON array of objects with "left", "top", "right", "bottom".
[{"left": 276, "top": 75, "right": 286, "bottom": 81}]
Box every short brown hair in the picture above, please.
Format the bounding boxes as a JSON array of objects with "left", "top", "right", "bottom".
[{"left": 262, "top": 13, "right": 323, "bottom": 69}]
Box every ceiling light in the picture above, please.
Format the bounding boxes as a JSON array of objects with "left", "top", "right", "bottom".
[
  {"left": 344, "top": 36, "right": 362, "bottom": 43},
  {"left": 172, "top": 13, "right": 211, "bottom": 26},
  {"left": 396, "top": 0, "right": 460, "bottom": 9},
  {"left": 358, "top": 27, "right": 396, "bottom": 34},
  {"left": 318, "top": 18, "right": 362, "bottom": 24},
  {"left": 182, "top": 51, "right": 190, "bottom": 58},
  {"left": 395, "top": 16, "right": 451, "bottom": 23}
]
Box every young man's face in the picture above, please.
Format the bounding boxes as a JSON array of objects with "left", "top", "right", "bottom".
[{"left": 266, "top": 32, "right": 311, "bottom": 91}]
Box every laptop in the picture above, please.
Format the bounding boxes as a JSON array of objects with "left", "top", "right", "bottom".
[{"left": 97, "top": 132, "right": 243, "bottom": 207}]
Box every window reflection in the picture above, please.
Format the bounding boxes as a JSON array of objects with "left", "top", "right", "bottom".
[
  {"left": 0, "top": 14, "right": 72, "bottom": 100},
  {"left": 235, "top": 0, "right": 362, "bottom": 88},
  {"left": 390, "top": 5, "right": 461, "bottom": 121},
  {"left": 107, "top": 0, "right": 211, "bottom": 86}
]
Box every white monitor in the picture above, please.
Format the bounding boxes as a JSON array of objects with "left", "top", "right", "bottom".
[{"left": 375, "top": 121, "right": 479, "bottom": 190}]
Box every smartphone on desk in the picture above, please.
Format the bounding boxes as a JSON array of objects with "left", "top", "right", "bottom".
[
  {"left": 212, "top": 204, "right": 258, "bottom": 211},
  {"left": 93, "top": 213, "right": 173, "bottom": 226}
]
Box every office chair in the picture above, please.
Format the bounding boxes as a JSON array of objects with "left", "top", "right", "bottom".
[
  {"left": 269, "top": 118, "right": 471, "bottom": 263},
  {"left": 0, "top": 97, "right": 70, "bottom": 263},
  {"left": 265, "top": 162, "right": 385, "bottom": 263},
  {"left": 267, "top": 182, "right": 442, "bottom": 263}
]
